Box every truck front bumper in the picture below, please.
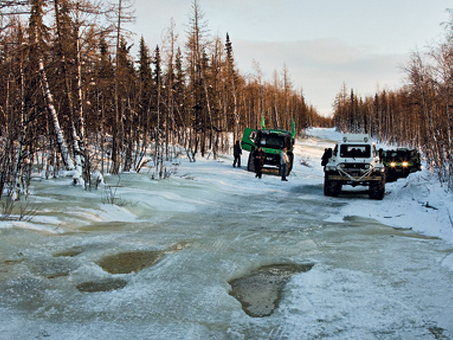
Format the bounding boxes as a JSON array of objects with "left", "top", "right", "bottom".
[{"left": 327, "top": 174, "right": 383, "bottom": 181}]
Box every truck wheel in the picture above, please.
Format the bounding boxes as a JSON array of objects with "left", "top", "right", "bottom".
[
  {"left": 247, "top": 153, "right": 255, "bottom": 172},
  {"left": 324, "top": 176, "right": 339, "bottom": 197},
  {"left": 369, "top": 178, "right": 385, "bottom": 200}
]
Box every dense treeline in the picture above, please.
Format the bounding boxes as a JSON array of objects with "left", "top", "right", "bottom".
[
  {"left": 0, "top": 0, "right": 326, "bottom": 199},
  {"left": 332, "top": 11, "right": 453, "bottom": 190}
]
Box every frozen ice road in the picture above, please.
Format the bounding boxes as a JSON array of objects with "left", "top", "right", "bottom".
[{"left": 1, "top": 128, "right": 453, "bottom": 339}]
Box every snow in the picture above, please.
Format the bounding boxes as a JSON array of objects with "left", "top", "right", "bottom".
[
  {"left": 1, "top": 128, "right": 453, "bottom": 339},
  {"left": 4, "top": 127, "right": 453, "bottom": 246},
  {"left": 312, "top": 129, "right": 453, "bottom": 246}
]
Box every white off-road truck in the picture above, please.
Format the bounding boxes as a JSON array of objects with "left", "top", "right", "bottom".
[{"left": 323, "top": 134, "right": 385, "bottom": 200}]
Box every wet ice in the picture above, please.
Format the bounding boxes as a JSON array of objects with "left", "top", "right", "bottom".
[
  {"left": 229, "top": 263, "right": 314, "bottom": 317},
  {"left": 0, "top": 129, "right": 453, "bottom": 339}
]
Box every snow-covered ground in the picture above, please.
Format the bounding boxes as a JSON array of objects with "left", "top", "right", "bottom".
[
  {"left": 308, "top": 129, "right": 453, "bottom": 266},
  {"left": 3, "top": 128, "right": 453, "bottom": 248},
  {"left": 0, "top": 128, "right": 452, "bottom": 339}
]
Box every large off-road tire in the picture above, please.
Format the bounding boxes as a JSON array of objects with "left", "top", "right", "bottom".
[
  {"left": 385, "top": 168, "right": 396, "bottom": 183},
  {"left": 401, "top": 168, "right": 410, "bottom": 178},
  {"left": 324, "top": 175, "right": 340, "bottom": 197},
  {"left": 247, "top": 153, "right": 255, "bottom": 172},
  {"left": 369, "top": 177, "right": 385, "bottom": 200}
]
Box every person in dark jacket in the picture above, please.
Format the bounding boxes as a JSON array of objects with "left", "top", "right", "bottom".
[
  {"left": 378, "top": 148, "right": 384, "bottom": 163},
  {"left": 233, "top": 140, "right": 242, "bottom": 167},
  {"left": 253, "top": 146, "right": 265, "bottom": 179},
  {"left": 321, "top": 148, "right": 332, "bottom": 167}
]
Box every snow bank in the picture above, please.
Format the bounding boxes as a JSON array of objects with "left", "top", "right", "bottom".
[
  {"left": 306, "top": 128, "right": 453, "bottom": 247},
  {"left": 1, "top": 128, "right": 453, "bottom": 340},
  {"left": 2, "top": 127, "right": 453, "bottom": 248}
]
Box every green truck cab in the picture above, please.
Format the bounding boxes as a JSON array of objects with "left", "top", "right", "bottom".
[{"left": 241, "top": 121, "right": 296, "bottom": 175}]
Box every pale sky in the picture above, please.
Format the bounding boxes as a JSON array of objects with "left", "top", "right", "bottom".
[{"left": 127, "top": 0, "right": 452, "bottom": 116}]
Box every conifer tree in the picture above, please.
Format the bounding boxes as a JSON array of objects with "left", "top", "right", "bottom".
[
  {"left": 111, "top": 0, "right": 135, "bottom": 174},
  {"left": 135, "top": 35, "right": 152, "bottom": 171},
  {"left": 153, "top": 44, "right": 164, "bottom": 175},
  {"left": 225, "top": 32, "right": 239, "bottom": 142}
]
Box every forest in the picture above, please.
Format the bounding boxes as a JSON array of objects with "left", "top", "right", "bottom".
[
  {"left": 3, "top": 0, "right": 452, "bottom": 203},
  {"left": 0, "top": 0, "right": 329, "bottom": 200},
  {"left": 332, "top": 10, "right": 453, "bottom": 191}
]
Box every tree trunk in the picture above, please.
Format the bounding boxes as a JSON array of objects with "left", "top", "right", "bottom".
[{"left": 37, "top": 42, "right": 74, "bottom": 171}]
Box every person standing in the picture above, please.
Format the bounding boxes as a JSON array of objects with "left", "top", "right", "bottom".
[
  {"left": 233, "top": 140, "right": 242, "bottom": 167},
  {"left": 280, "top": 147, "right": 289, "bottom": 181},
  {"left": 253, "top": 146, "right": 265, "bottom": 179},
  {"left": 321, "top": 148, "right": 332, "bottom": 167}
]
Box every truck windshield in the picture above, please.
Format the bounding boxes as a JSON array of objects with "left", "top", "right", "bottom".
[
  {"left": 340, "top": 144, "right": 371, "bottom": 158},
  {"left": 257, "top": 134, "right": 285, "bottom": 149}
]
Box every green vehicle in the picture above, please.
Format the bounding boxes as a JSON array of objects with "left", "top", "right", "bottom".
[{"left": 241, "top": 120, "right": 296, "bottom": 175}]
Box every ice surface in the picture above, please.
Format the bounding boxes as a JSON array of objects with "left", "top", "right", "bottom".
[
  {"left": 229, "top": 263, "right": 314, "bottom": 317},
  {"left": 0, "top": 128, "right": 453, "bottom": 339}
]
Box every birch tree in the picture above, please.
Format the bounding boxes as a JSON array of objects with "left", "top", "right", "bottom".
[{"left": 30, "top": 0, "right": 75, "bottom": 171}]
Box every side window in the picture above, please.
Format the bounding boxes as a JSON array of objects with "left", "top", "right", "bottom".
[{"left": 249, "top": 131, "right": 256, "bottom": 142}]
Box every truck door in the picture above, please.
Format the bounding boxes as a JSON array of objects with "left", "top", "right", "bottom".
[{"left": 241, "top": 128, "right": 257, "bottom": 152}]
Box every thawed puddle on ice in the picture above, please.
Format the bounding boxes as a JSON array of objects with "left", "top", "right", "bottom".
[
  {"left": 96, "top": 250, "right": 165, "bottom": 274},
  {"left": 229, "top": 263, "right": 314, "bottom": 317},
  {"left": 76, "top": 278, "right": 128, "bottom": 292},
  {"left": 74, "top": 250, "right": 167, "bottom": 292}
]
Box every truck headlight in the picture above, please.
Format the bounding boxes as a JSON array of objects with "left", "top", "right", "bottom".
[
  {"left": 402, "top": 161, "right": 408, "bottom": 167},
  {"left": 390, "top": 162, "right": 396, "bottom": 167}
]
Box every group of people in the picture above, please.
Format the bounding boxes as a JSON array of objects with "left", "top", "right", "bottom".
[{"left": 233, "top": 140, "right": 289, "bottom": 181}]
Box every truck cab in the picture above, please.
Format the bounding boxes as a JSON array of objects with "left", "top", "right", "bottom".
[{"left": 241, "top": 126, "right": 295, "bottom": 175}]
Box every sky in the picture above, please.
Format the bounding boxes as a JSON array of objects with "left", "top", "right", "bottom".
[{"left": 127, "top": 0, "right": 453, "bottom": 117}]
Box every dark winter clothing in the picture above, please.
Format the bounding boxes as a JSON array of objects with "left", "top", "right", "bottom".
[
  {"left": 321, "top": 148, "right": 332, "bottom": 167},
  {"left": 378, "top": 148, "right": 384, "bottom": 163},
  {"left": 233, "top": 141, "right": 242, "bottom": 167},
  {"left": 253, "top": 147, "right": 265, "bottom": 179}
]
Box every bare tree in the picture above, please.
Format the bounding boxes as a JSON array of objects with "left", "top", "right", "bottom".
[
  {"left": 29, "top": 0, "right": 75, "bottom": 171},
  {"left": 110, "top": 0, "right": 134, "bottom": 174}
]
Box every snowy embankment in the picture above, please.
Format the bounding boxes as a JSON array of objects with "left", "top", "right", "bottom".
[
  {"left": 309, "top": 128, "right": 453, "bottom": 255},
  {"left": 1, "top": 127, "right": 453, "bottom": 340},
  {"left": 2, "top": 128, "right": 453, "bottom": 265},
  {"left": 307, "top": 128, "right": 453, "bottom": 272},
  {"left": 311, "top": 129, "right": 453, "bottom": 242}
]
